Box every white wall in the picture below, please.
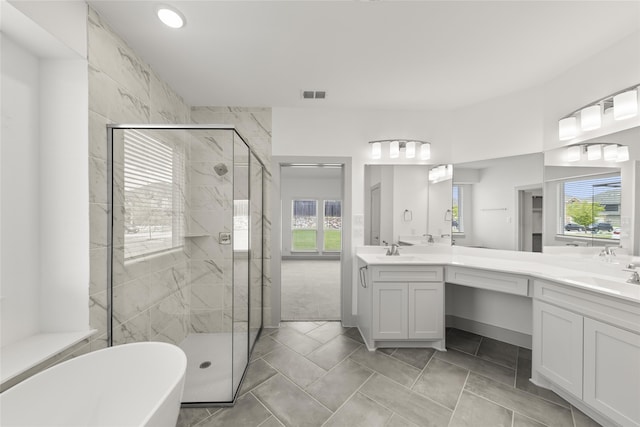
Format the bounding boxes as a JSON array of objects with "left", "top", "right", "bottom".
[
  {"left": 281, "top": 171, "right": 341, "bottom": 256},
  {"left": 1, "top": 3, "right": 89, "bottom": 346},
  {"left": 0, "top": 35, "right": 42, "bottom": 346},
  {"left": 393, "top": 165, "right": 428, "bottom": 240},
  {"left": 458, "top": 154, "right": 543, "bottom": 250},
  {"left": 38, "top": 59, "right": 89, "bottom": 332}
]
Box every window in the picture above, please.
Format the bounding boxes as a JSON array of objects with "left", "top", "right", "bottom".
[
  {"left": 234, "top": 199, "right": 249, "bottom": 251},
  {"left": 291, "top": 200, "right": 318, "bottom": 251},
  {"left": 452, "top": 185, "right": 464, "bottom": 233},
  {"left": 561, "top": 174, "right": 621, "bottom": 240},
  {"left": 123, "top": 130, "right": 185, "bottom": 259},
  {"left": 323, "top": 200, "right": 342, "bottom": 251}
]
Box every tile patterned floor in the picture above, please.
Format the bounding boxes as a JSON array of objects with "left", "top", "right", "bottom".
[
  {"left": 281, "top": 261, "right": 341, "bottom": 321},
  {"left": 177, "top": 323, "right": 602, "bottom": 427}
]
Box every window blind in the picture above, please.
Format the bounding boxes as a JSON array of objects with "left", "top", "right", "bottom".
[{"left": 123, "top": 129, "right": 184, "bottom": 259}]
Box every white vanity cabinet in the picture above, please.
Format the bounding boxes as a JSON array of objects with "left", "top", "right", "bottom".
[
  {"left": 358, "top": 263, "right": 444, "bottom": 350},
  {"left": 533, "top": 279, "right": 640, "bottom": 427},
  {"left": 532, "top": 299, "right": 583, "bottom": 399}
]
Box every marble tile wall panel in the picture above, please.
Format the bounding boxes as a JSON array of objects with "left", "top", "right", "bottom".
[
  {"left": 88, "top": 6, "right": 192, "bottom": 350},
  {"left": 88, "top": 7, "right": 150, "bottom": 104},
  {"left": 191, "top": 107, "right": 272, "bottom": 326}
]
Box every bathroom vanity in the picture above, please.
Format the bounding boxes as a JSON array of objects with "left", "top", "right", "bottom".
[{"left": 356, "top": 247, "right": 640, "bottom": 427}]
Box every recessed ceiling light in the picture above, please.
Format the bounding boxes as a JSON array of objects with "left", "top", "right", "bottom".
[{"left": 157, "top": 5, "right": 185, "bottom": 29}]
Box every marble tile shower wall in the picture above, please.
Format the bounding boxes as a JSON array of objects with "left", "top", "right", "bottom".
[
  {"left": 191, "top": 107, "right": 273, "bottom": 326},
  {"left": 88, "top": 7, "right": 191, "bottom": 350},
  {"left": 187, "top": 130, "right": 234, "bottom": 333}
]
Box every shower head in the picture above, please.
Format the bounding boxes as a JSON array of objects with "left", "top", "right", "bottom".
[{"left": 214, "top": 163, "right": 228, "bottom": 176}]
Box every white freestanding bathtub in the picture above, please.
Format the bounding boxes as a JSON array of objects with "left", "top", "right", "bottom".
[{"left": 0, "top": 342, "right": 187, "bottom": 427}]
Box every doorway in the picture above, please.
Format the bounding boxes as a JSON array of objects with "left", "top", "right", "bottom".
[
  {"left": 518, "top": 188, "right": 543, "bottom": 252},
  {"left": 280, "top": 164, "right": 342, "bottom": 321},
  {"left": 270, "top": 157, "right": 353, "bottom": 327}
]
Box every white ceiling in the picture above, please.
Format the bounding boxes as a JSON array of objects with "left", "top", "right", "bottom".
[{"left": 88, "top": 1, "right": 640, "bottom": 111}]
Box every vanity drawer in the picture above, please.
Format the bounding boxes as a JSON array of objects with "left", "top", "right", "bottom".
[
  {"left": 445, "top": 267, "right": 529, "bottom": 296},
  {"left": 534, "top": 280, "right": 640, "bottom": 334},
  {"left": 372, "top": 266, "right": 443, "bottom": 282}
]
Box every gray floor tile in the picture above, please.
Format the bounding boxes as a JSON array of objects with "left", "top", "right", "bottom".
[
  {"left": 360, "top": 374, "right": 452, "bottom": 427},
  {"left": 176, "top": 407, "right": 214, "bottom": 427},
  {"left": 262, "top": 346, "right": 326, "bottom": 388},
  {"left": 476, "top": 336, "right": 519, "bottom": 369},
  {"left": 391, "top": 347, "right": 435, "bottom": 369},
  {"left": 386, "top": 413, "right": 420, "bottom": 427},
  {"left": 435, "top": 348, "right": 515, "bottom": 386},
  {"left": 258, "top": 416, "right": 285, "bottom": 427},
  {"left": 253, "top": 374, "right": 332, "bottom": 427},
  {"left": 271, "top": 326, "right": 323, "bottom": 355},
  {"left": 349, "top": 347, "right": 421, "bottom": 388},
  {"left": 323, "top": 392, "right": 392, "bottom": 427},
  {"left": 449, "top": 390, "right": 513, "bottom": 427},
  {"left": 306, "top": 359, "right": 373, "bottom": 411},
  {"left": 412, "top": 358, "right": 468, "bottom": 409},
  {"left": 306, "top": 321, "right": 348, "bottom": 343},
  {"left": 344, "top": 327, "right": 365, "bottom": 344},
  {"left": 446, "top": 328, "right": 482, "bottom": 355},
  {"left": 513, "top": 413, "right": 546, "bottom": 427},
  {"left": 515, "top": 348, "right": 569, "bottom": 408},
  {"left": 378, "top": 347, "right": 396, "bottom": 355},
  {"left": 240, "top": 358, "right": 278, "bottom": 395},
  {"left": 250, "top": 335, "right": 283, "bottom": 360},
  {"left": 306, "top": 334, "right": 361, "bottom": 370},
  {"left": 465, "top": 372, "right": 574, "bottom": 426},
  {"left": 282, "top": 321, "right": 321, "bottom": 334},
  {"left": 199, "top": 392, "right": 271, "bottom": 427},
  {"left": 572, "top": 406, "right": 603, "bottom": 427}
]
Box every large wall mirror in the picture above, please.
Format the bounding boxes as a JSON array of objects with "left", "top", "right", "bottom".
[
  {"left": 543, "top": 126, "right": 640, "bottom": 255},
  {"left": 363, "top": 165, "right": 453, "bottom": 246},
  {"left": 452, "top": 153, "right": 544, "bottom": 251}
]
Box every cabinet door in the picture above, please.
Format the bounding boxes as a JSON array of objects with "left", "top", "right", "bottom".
[
  {"left": 584, "top": 318, "right": 640, "bottom": 427},
  {"left": 408, "top": 283, "right": 443, "bottom": 339},
  {"left": 533, "top": 300, "right": 583, "bottom": 399},
  {"left": 372, "top": 283, "right": 408, "bottom": 340}
]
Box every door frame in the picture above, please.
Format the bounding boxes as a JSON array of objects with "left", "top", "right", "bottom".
[{"left": 270, "top": 156, "right": 354, "bottom": 327}]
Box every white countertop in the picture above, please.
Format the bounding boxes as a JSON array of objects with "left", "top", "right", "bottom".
[{"left": 357, "top": 247, "right": 640, "bottom": 304}]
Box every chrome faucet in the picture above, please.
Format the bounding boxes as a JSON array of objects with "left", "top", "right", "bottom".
[
  {"left": 441, "top": 233, "right": 451, "bottom": 239},
  {"left": 423, "top": 234, "right": 434, "bottom": 243},
  {"left": 627, "top": 270, "right": 640, "bottom": 285},
  {"left": 599, "top": 246, "right": 617, "bottom": 258},
  {"left": 386, "top": 243, "right": 400, "bottom": 256}
]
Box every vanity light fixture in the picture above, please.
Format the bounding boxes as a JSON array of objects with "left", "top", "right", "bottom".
[
  {"left": 613, "top": 89, "right": 638, "bottom": 120},
  {"left": 428, "top": 164, "right": 453, "bottom": 183},
  {"left": 368, "top": 139, "right": 431, "bottom": 161},
  {"left": 558, "top": 83, "right": 639, "bottom": 141},
  {"left": 566, "top": 143, "right": 629, "bottom": 163},
  {"left": 580, "top": 105, "right": 602, "bottom": 131},
  {"left": 157, "top": 5, "right": 185, "bottom": 29},
  {"left": 559, "top": 117, "right": 578, "bottom": 141}
]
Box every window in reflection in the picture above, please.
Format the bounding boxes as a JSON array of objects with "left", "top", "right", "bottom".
[
  {"left": 292, "top": 199, "right": 318, "bottom": 251},
  {"left": 452, "top": 185, "right": 464, "bottom": 233},
  {"left": 561, "top": 174, "right": 621, "bottom": 241}
]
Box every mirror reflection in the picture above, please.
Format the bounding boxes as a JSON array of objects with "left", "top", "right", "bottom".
[
  {"left": 452, "top": 153, "right": 544, "bottom": 251},
  {"left": 363, "top": 165, "right": 453, "bottom": 246},
  {"left": 543, "top": 126, "right": 640, "bottom": 255}
]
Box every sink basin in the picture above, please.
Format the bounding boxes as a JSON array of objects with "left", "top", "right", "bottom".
[{"left": 374, "top": 255, "right": 420, "bottom": 263}]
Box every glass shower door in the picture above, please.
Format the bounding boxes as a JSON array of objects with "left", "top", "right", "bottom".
[{"left": 232, "top": 134, "right": 249, "bottom": 396}]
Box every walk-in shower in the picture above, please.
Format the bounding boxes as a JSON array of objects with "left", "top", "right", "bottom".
[{"left": 107, "top": 125, "right": 264, "bottom": 405}]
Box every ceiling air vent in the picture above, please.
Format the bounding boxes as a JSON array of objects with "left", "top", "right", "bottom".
[{"left": 301, "top": 90, "right": 327, "bottom": 100}]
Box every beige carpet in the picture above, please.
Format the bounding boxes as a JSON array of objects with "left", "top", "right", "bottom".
[{"left": 281, "top": 260, "right": 341, "bottom": 321}]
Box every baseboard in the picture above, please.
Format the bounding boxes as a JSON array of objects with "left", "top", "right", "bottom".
[
  {"left": 445, "top": 315, "right": 532, "bottom": 349},
  {"left": 281, "top": 255, "right": 341, "bottom": 260}
]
